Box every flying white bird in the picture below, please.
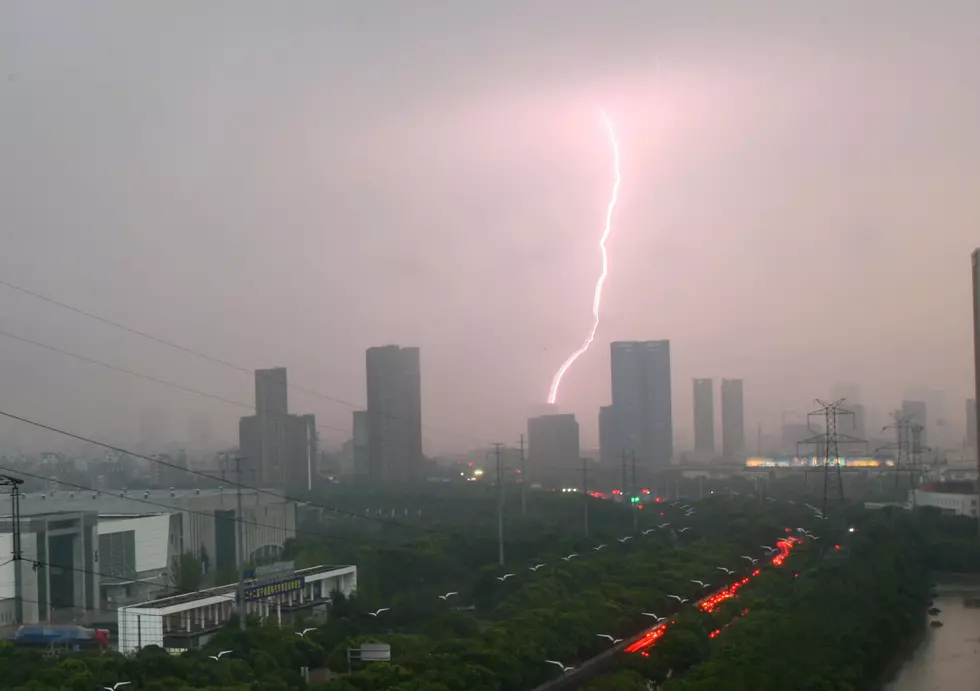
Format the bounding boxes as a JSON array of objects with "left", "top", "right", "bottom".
[
  {"left": 740, "top": 556, "right": 757, "bottom": 564},
  {"left": 716, "top": 566, "right": 734, "bottom": 574},
  {"left": 596, "top": 633, "right": 623, "bottom": 644},
  {"left": 666, "top": 594, "right": 689, "bottom": 603},
  {"left": 761, "top": 545, "right": 776, "bottom": 552},
  {"left": 787, "top": 500, "right": 796, "bottom": 505},
  {"left": 593, "top": 544, "right": 607, "bottom": 551},
  {"left": 103, "top": 684, "right": 131, "bottom": 691},
  {"left": 496, "top": 574, "right": 516, "bottom": 581},
  {"left": 438, "top": 591, "right": 458, "bottom": 600},
  {"left": 765, "top": 497, "right": 776, "bottom": 503},
  {"left": 529, "top": 563, "right": 546, "bottom": 571},
  {"left": 294, "top": 629, "right": 316, "bottom": 637},
  {"left": 690, "top": 580, "right": 709, "bottom": 588},
  {"left": 369, "top": 608, "right": 390, "bottom": 616},
  {"left": 618, "top": 536, "right": 633, "bottom": 543},
  {"left": 642, "top": 613, "right": 666, "bottom": 622},
  {"left": 562, "top": 553, "right": 579, "bottom": 561},
  {"left": 658, "top": 523, "right": 670, "bottom": 528},
  {"left": 677, "top": 527, "right": 692, "bottom": 533},
  {"left": 545, "top": 660, "right": 575, "bottom": 673},
  {"left": 208, "top": 650, "right": 234, "bottom": 660},
  {"left": 642, "top": 528, "right": 656, "bottom": 535}
]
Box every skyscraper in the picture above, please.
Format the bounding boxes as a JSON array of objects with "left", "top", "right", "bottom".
[
  {"left": 352, "top": 410, "right": 370, "bottom": 479},
  {"left": 527, "top": 414, "right": 580, "bottom": 483},
  {"left": 721, "top": 379, "right": 745, "bottom": 460},
  {"left": 610, "top": 340, "right": 673, "bottom": 467},
  {"left": 967, "top": 399, "right": 977, "bottom": 449},
  {"left": 692, "top": 378, "right": 715, "bottom": 456},
  {"left": 255, "top": 367, "right": 288, "bottom": 482},
  {"left": 366, "top": 345, "right": 423, "bottom": 483}
]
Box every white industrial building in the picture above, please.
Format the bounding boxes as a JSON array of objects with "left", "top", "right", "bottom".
[
  {"left": 914, "top": 481, "right": 979, "bottom": 517},
  {"left": 0, "top": 488, "right": 296, "bottom": 625},
  {"left": 117, "top": 564, "right": 356, "bottom": 653}
]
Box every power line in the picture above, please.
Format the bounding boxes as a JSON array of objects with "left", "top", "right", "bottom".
[
  {"left": 0, "top": 276, "right": 486, "bottom": 445},
  {"left": 0, "top": 328, "right": 349, "bottom": 437}
]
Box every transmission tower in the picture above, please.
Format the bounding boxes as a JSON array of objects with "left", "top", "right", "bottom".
[
  {"left": 1, "top": 474, "right": 25, "bottom": 625},
  {"left": 878, "top": 414, "right": 914, "bottom": 502},
  {"left": 797, "top": 399, "right": 866, "bottom": 518}
]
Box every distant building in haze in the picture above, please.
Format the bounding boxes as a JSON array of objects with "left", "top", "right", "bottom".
[
  {"left": 527, "top": 413, "right": 580, "bottom": 483},
  {"left": 366, "top": 345, "right": 423, "bottom": 483},
  {"left": 967, "top": 399, "right": 977, "bottom": 449},
  {"left": 721, "top": 379, "right": 745, "bottom": 460},
  {"left": 188, "top": 412, "right": 213, "bottom": 450},
  {"left": 598, "top": 405, "right": 622, "bottom": 463},
  {"left": 609, "top": 340, "right": 673, "bottom": 467},
  {"left": 781, "top": 423, "right": 809, "bottom": 456},
  {"left": 352, "top": 410, "right": 370, "bottom": 480},
  {"left": 239, "top": 367, "right": 318, "bottom": 490},
  {"left": 692, "top": 378, "right": 715, "bottom": 457},
  {"left": 901, "top": 400, "right": 928, "bottom": 448}
]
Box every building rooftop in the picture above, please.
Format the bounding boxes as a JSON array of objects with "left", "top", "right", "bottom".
[
  {"left": 0, "top": 487, "right": 292, "bottom": 518},
  {"left": 124, "top": 565, "right": 354, "bottom": 611}
]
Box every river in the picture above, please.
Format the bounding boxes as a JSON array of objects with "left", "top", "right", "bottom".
[{"left": 884, "top": 590, "right": 980, "bottom": 691}]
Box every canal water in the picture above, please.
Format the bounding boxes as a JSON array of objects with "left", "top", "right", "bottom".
[{"left": 884, "top": 591, "right": 980, "bottom": 691}]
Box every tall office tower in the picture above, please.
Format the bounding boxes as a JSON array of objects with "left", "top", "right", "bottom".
[
  {"left": 598, "top": 405, "right": 622, "bottom": 463},
  {"left": 352, "top": 411, "right": 370, "bottom": 479},
  {"left": 366, "top": 345, "right": 423, "bottom": 483},
  {"left": 848, "top": 403, "right": 867, "bottom": 442},
  {"left": 286, "top": 413, "right": 317, "bottom": 490},
  {"left": 527, "top": 413, "right": 580, "bottom": 483},
  {"left": 721, "top": 379, "right": 745, "bottom": 460},
  {"left": 781, "top": 423, "right": 810, "bottom": 456},
  {"left": 692, "top": 378, "right": 715, "bottom": 456},
  {"left": 254, "top": 367, "right": 289, "bottom": 483},
  {"left": 972, "top": 250, "right": 980, "bottom": 518},
  {"left": 967, "top": 399, "right": 978, "bottom": 449},
  {"left": 610, "top": 340, "right": 673, "bottom": 467},
  {"left": 901, "top": 400, "right": 928, "bottom": 447}
]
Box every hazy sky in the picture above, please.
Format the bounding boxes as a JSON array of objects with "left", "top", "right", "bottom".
[{"left": 2, "top": 1, "right": 979, "bottom": 455}]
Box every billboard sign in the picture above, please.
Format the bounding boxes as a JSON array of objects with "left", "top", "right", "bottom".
[{"left": 243, "top": 576, "right": 305, "bottom": 601}]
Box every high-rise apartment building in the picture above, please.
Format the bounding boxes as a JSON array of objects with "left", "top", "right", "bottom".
[
  {"left": 967, "top": 399, "right": 977, "bottom": 449},
  {"left": 239, "top": 367, "right": 317, "bottom": 489},
  {"left": 366, "top": 345, "right": 423, "bottom": 483},
  {"left": 352, "top": 411, "right": 370, "bottom": 479},
  {"left": 609, "top": 340, "right": 673, "bottom": 467},
  {"left": 692, "top": 378, "right": 715, "bottom": 456},
  {"left": 527, "top": 413, "right": 580, "bottom": 483},
  {"left": 721, "top": 379, "right": 745, "bottom": 460}
]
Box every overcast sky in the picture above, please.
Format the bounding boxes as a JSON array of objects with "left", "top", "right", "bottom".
[{"left": 1, "top": 1, "right": 979, "bottom": 455}]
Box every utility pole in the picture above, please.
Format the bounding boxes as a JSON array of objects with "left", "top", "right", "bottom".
[
  {"left": 493, "top": 443, "right": 505, "bottom": 566},
  {"left": 519, "top": 434, "right": 527, "bottom": 517},
  {"left": 630, "top": 449, "right": 638, "bottom": 533},
  {"left": 234, "top": 456, "right": 246, "bottom": 630},
  {"left": 581, "top": 457, "right": 590, "bottom": 538},
  {"left": 1, "top": 475, "right": 24, "bottom": 625},
  {"left": 879, "top": 414, "right": 912, "bottom": 501}
]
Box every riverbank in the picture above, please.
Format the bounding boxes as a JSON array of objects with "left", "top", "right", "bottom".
[{"left": 866, "top": 614, "right": 927, "bottom": 691}]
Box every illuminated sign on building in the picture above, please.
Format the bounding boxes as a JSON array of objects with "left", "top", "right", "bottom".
[
  {"left": 745, "top": 456, "right": 895, "bottom": 468},
  {"left": 243, "top": 576, "right": 305, "bottom": 601}
]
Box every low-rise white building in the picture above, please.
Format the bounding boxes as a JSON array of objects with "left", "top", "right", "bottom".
[
  {"left": 117, "top": 564, "right": 356, "bottom": 654},
  {"left": 914, "top": 481, "right": 979, "bottom": 517}
]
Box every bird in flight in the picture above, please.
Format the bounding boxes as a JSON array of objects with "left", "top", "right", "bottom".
[
  {"left": 642, "top": 528, "right": 656, "bottom": 535},
  {"left": 294, "top": 629, "right": 316, "bottom": 637},
  {"left": 761, "top": 545, "right": 776, "bottom": 552},
  {"left": 208, "top": 650, "right": 234, "bottom": 660},
  {"left": 103, "top": 684, "right": 130, "bottom": 691},
  {"left": 617, "top": 536, "right": 633, "bottom": 543},
  {"left": 496, "top": 573, "right": 516, "bottom": 581},
  {"left": 677, "top": 527, "right": 692, "bottom": 533},
  {"left": 716, "top": 566, "right": 734, "bottom": 575},
  {"left": 666, "top": 594, "right": 689, "bottom": 603},
  {"left": 596, "top": 633, "right": 623, "bottom": 644},
  {"left": 740, "top": 556, "right": 758, "bottom": 564},
  {"left": 561, "top": 553, "right": 579, "bottom": 561},
  {"left": 369, "top": 608, "right": 390, "bottom": 616},
  {"left": 658, "top": 522, "right": 670, "bottom": 528},
  {"left": 593, "top": 544, "right": 607, "bottom": 551},
  {"left": 690, "top": 580, "right": 709, "bottom": 588},
  {"left": 529, "top": 563, "right": 546, "bottom": 571},
  {"left": 438, "top": 591, "right": 458, "bottom": 600},
  {"left": 545, "top": 660, "right": 575, "bottom": 674},
  {"left": 642, "top": 613, "right": 666, "bottom": 622}
]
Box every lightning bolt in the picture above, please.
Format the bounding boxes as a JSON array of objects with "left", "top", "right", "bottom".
[{"left": 547, "top": 109, "right": 622, "bottom": 405}]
